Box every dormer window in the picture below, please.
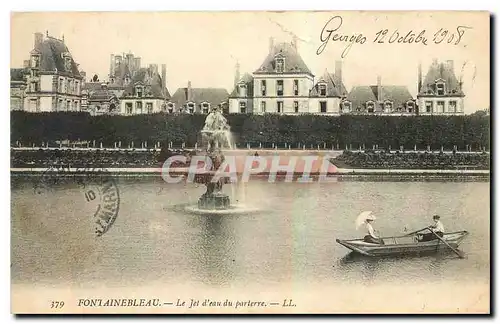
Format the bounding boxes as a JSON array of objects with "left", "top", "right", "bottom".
[
  {"left": 238, "top": 84, "right": 247, "bottom": 97},
  {"left": 30, "top": 55, "right": 40, "bottom": 68},
  {"left": 201, "top": 102, "right": 210, "bottom": 114},
  {"left": 167, "top": 103, "right": 174, "bottom": 113},
  {"left": 342, "top": 101, "right": 351, "bottom": 112},
  {"left": 384, "top": 101, "right": 393, "bottom": 112},
  {"left": 436, "top": 81, "right": 445, "bottom": 95},
  {"left": 187, "top": 103, "right": 195, "bottom": 114},
  {"left": 135, "top": 86, "right": 143, "bottom": 98},
  {"left": 407, "top": 101, "right": 415, "bottom": 113},
  {"left": 366, "top": 101, "right": 375, "bottom": 113},
  {"left": 275, "top": 58, "right": 284, "bottom": 73},
  {"left": 319, "top": 83, "right": 327, "bottom": 96}
]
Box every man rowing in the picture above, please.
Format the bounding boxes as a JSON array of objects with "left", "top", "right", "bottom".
[{"left": 418, "top": 215, "right": 445, "bottom": 242}]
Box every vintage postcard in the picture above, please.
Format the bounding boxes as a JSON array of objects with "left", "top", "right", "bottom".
[{"left": 10, "top": 11, "right": 490, "bottom": 314}]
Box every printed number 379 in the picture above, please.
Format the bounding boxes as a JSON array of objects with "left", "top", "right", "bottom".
[{"left": 51, "top": 301, "right": 65, "bottom": 309}]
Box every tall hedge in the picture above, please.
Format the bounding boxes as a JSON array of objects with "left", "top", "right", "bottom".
[{"left": 10, "top": 111, "right": 490, "bottom": 150}]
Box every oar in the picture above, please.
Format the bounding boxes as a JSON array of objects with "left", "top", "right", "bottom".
[
  {"left": 428, "top": 227, "right": 465, "bottom": 259},
  {"left": 404, "top": 226, "right": 429, "bottom": 236}
]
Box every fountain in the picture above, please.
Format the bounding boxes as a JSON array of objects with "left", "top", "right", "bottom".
[
  {"left": 183, "top": 106, "right": 259, "bottom": 215},
  {"left": 196, "top": 106, "right": 233, "bottom": 210}
]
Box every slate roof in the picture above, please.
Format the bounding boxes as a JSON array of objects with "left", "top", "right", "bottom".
[
  {"left": 32, "top": 36, "right": 82, "bottom": 79},
  {"left": 254, "top": 42, "right": 313, "bottom": 76},
  {"left": 229, "top": 73, "right": 254, "bottom": 98},
  {"left": 347, "top": 85, "right": 414, "bottom": 111},
  {"left": 418, "top": 61, "right": 464, "bottom": 97},
  {"left": 121, "top": 67, "right": 170, "bottom": 99},
  {"left": 88, "top": 88, "right": 119, "bottom": 103},
  {"left": 310, "top": 70, "right": 348, "bottom": 98},
  {"left": 170, "top": 87, "right": 229, "bottom": 108},
  {"left": 10, "top": 68, "right": 27, "bottom": 83}
]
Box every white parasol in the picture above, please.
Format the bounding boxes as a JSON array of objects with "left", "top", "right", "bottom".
[{"left": 355, "top": 211, "right": 376, "bottom": 230}]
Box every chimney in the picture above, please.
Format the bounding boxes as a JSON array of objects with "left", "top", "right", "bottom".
[
  {"left": 34, "top": 32, "right": 43, "bottom": 48},
  {"left": 23, "top": 60, "right": 30, "bottom": 68},
  {"left": 187, "top": 81, "right": 192, "bottom": 101},
  {"left": 377, "top": 75, "right": 382, "bottom": 102},
  {"left": 269, "top": 37, "right": 274, "bottom": 54},
  {"left": 234, "top": 62, "right": 240, "bottom": 87},
  {"left": 161, "top": 64, "right": 167, "bottom": 90},
  {"left": 418, "top": 61, "right": 422, "bottom": 93},
  {"left": 335, "top": 60, "right": 342, "bottom": 86},
  {"left": 446, "top": 60, "right": 454, "bottom": 72},
  {"left": 110, "top": 54, "right": 115, "bottom": 77},
  {"left": 134, "top": 57, "right": 141, "bottom": 71}
]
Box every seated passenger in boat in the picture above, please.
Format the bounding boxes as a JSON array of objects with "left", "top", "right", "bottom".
[
  {"left": 418, "top": 215, "right": 445, "bottom": 242},
  {"left": 363, "top": 218, "right": 384, "bottom": 245}
]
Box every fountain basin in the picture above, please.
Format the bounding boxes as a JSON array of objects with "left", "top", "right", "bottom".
[{"left": 184, "top": 204, "right": 260, "bottom": 216}]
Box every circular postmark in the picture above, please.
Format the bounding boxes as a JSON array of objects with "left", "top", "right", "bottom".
[{"left": 34, "top": 165, "right": 120, "bottom": 237}]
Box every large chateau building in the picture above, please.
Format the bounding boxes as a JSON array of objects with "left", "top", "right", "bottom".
[
  {"left": 229, "top": 38, "right": 347, "bottom": 115},
  {"left": 416, "top": 59, "right": 465, "bottom": 115},
  {"left": 10, "top": 32, "right": 84, "bottom": 112},
  {"left": 10, "top": 33, "right": 467, "bottom": 116}
]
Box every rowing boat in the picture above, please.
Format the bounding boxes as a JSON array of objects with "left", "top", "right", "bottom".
[{"left": 336, "top": 230, "right": 469, "bottom": 257}]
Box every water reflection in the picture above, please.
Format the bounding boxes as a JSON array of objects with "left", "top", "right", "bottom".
[{"left": 189, "top": 215, "right": 236, "bottom": 287}]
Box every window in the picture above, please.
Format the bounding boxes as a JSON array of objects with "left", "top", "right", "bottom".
[
  {"left": 202, "top": 103, "right": 210, "bottom": 114},
  {"left": 260, "top": 101, "right": 266, "bottom": 113},
  {"left": 425, "top": 101, "right": 433, "bottom": 113},
  {"left": 294, "top": 101, "right": 299, "bottom": 113},
  {"left": 146, "top": 102, "right": 153, "bottom": 114},
  {"left": 30, "top": 82, "right": 38, "bottom": 92},
  {"left": 277, "top": 101, "right": 283, "bottom": 113},
  {"left": 136, "top": 101, "right": 143, "bottom": 112},
  {"left": 64, "top": 56, "right": 72, "bottom": 71},
  {"left": 30, "top": 55, "right": 40, "bottom": 68},
  {"left": 319, "top": 84, "right": 327, "bottom": 96},
  {"left": 436, "top": 101, "right": 445, "bottom": 113},
  {"left": 261, "top": 80, "right": 266, "bottom": 96},
  {"left": 436, "top": 82, "right": 445, "bottom": 95},
  {"left": 277, "top": 80, "right": 283, "bottom": 96},
  {"left": 293, "top": 80, "right": 299, "bottom": 96},
  {"left": 239, "top": 101, "right": 246, "bottom": 113},
  {"left": 449, "top": 101, "right": 457, "bottom": 112},
  {"left": 67, "top": 100, "right": 71, "bottom": 111},
  {"left": 239, "top": 84, "right": 246, "bottom": 97},
  {"left": 407, "top": 101, "right": 414, "bottom": 113},
  {"left": 75, "top": 81, "right": 79, "bottom": 94},
  {"left": 168, "top": 103, "right": 174, "bottom": 113},
  {"left": 29, "top": 99, "right": 38, "bottom": 112},
  {"left": 366, "top": 101, "right": 375, "bottom": 113},
  {"left": 58, "top": 99, "right": 63, "bottom": 111},
  {"left": 320, "top": 101, "right": 327, "bottom": 113},
  {"left": 342, "top": 101, "right": 351, "bottom": 113},
  {"left": 384, "top": 101, "right": 393, "bottom": 112},
  {"left": 126, "top": 103, "right": 133, "bottom": 114},
  {"left": 187, "top": 103, "right": 195, "bottom": 113},
  {"left": 276, "top": 58, "right": 284, "bottom": 73},
  {"left": 136, "top": 86, "right": 143, "bottom": 98},
  {"left": 58, "top": 78, "right": 64, "bottom": 92}
]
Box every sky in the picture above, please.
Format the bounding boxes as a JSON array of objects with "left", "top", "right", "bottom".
[{"left": 10, "top": 11, "right": 490, "bottom": 112}]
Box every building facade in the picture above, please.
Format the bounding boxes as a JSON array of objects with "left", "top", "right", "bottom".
[
  {"left": 344, "top": 76, "right": 416, "bottom": 115},
  {"left": 16, "top": 32, "right": 84, "bottom": 112},
  {"left": 229, "top": 38, "right": 347, "bottom": 115},
  {"left": 170, "top": 81, "right": 229, "bottom": 114},
  {"left": 416, "top": 59, "right": 465, "bottom": 115}
]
